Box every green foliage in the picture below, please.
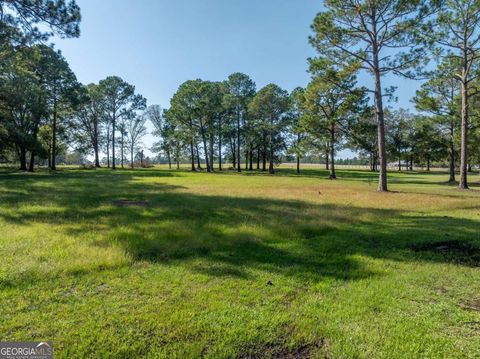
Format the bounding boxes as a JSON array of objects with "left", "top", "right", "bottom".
[
  {"left": 310, "top": 0, "right": 433, "bottom": 78},
  {"left": 248, "top": 84, "right": 290, "bottom": 173},
  {"left": 98, "top": 76, "right": 146, "bottom": 169},
  {"left": 71, "top": 83, "right": 105, "bottom": 166},
  {"left": 310, "top": 0, "right": 437, "bottom": 190},
  {"left": 411, "top": 116, "right": 449, "bottom": 167},
  {"left": 287, "top": 87, "right": 308, "bottom": 162},
  {"left": 0, "top": 0, "right": 81, "bottom": 44}
]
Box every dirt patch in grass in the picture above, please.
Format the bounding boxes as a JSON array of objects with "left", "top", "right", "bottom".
[
  {"left": 112, "top": 200, "right": 147, "bottom": 207},
  {"left": 237, "top": 340, "right": 326, "bottom": 359},
  {"left": 411, "top": 240, "right": 480, "bottom": 266},
  {"left": 462, "top": 299, "right": 480, "bottom": 312}
]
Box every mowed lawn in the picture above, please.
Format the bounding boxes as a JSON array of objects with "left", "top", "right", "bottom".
[{"left": 0, "top": 166, "right": 479, "bottom": 358}]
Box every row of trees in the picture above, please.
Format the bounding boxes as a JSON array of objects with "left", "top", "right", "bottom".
[
  {"left": 153, "top": 72, "right": 363, "bottom": 177},
  {"left": 0, "top": 0, "right": 81, "bottom": 170},
  {"left": 149, "top": 70, "right": 478, "bottom": 182},
  {"left": 0, "top": 43, "right": 150, "bottom": 170},
  {"left": 0, "top": 1, "right": 152, "bottom": 171},
  {"left": 147, "top": 0, "right": 480, "bottom": 191},
  {"left": 309, "top": 0, "right": 480, "bottom": 191},
  {"left": 1, "top": 0, "right": 479, "bottom": 193}
]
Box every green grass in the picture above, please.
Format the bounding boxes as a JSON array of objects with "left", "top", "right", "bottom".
[{"left": 0, "top": 165, "right": 479, "bottom": 358}]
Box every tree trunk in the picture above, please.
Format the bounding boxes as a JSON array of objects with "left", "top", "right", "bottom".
[
  {"left": 200, "top": 126, "right": 211, "bottom": 172},
  {"left": 218, "top": 132, "right": 223, "bottom": 171},
  {"left": 329, "top": 125, "right": 336, "bottom": 179},
  {"left": 458, "top": 53, "right": 469, "bottom": 189},
  {"left": 209, "top": 135, "right": 215, "bottom": 171},
  {"left": 19, "top": 147, "right": 27, "bottom": 171},
  {"left": 94, "top": 118, "right": 100, "bottom": 167},
  {"left": 231, "top": 138, "right": 236, "bottom": 168},
  {"left": 236, "top": 110, "right": 241, "bottom": 172},
  {"left": 256, "top": 147, "right": 260, "bottom": 170},
  {"left": 269, "top": 137, "right": 275, "bottom": 174},
  {"left": 325, "top": 144, "right": 330, "bottom": 170},
  {"left": 51, "top": 98, "right": 58, "bottom": 171},
  {"left": 106, "top": 127, "right": 110, "bottom": 168},
  {"left": 373, "top": 64, "right": 388, "bottom": 191},
  {"left": 245, "top": 147, "right": 248, "bottom": 170},
  {"left": 296, "top": 133, "right": 301, "bottom": 174},
  {"left": 28, "top": 125, "right": 39, "bottom": 172},
  {"left": 28, "top": 151, "right": 35, "bottom": 172},
  {"left": 190, "top": 141, "right": 195, "bottom": 171},
  {"left": 130, "top": 144, "right": 134, "bottom": 168},
  {"left": 427, "top": 156, "right": 431, "bottom": 172},
  {"left": 112, "top": 115, "right": 116, "bottom": 170},
  {"left": 196, "top": 144, "right": 202, "bottom": 170},
  {"left": 121, "top": 134, "right": 124, "bottom": 168},
  {"left": 446, "top": 124, "right": 455, "bottom": 184},
  {"left": 167, "top": 149, "right": 172, "bottom": 169},
  {"left": 249, "top": 146, "right": 253, "bottom": 171},
  {"left": 262, "top": 133, "right": 267, "bottom": 171},
  {"left": 47, "top": 148, "right": 51, "bottom": 169}
]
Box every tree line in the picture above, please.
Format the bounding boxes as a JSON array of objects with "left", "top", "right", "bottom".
[{"left": 0, "top": 0, "right": 480, "bottom": 192}]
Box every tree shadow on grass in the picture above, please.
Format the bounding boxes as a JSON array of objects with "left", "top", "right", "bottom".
[
  {"left": 0, "top": 169, "right": 479, "bottom": 288},
  {"left": 240, "top": 167, "right": 480, "bottom": 187}
]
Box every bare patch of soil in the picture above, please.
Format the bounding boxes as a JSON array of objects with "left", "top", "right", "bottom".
[
  {"left": 411, "top": 240, "right": 480, "bottom": 266},
  {"left": 238, "top": 340, "right": 326, "bottom": 359},
  {"left": 462, "top": 299, "right": 480, "bottom": 312},
  {"left": 113, "top": 200, "right": 147, "bottom": 207}
]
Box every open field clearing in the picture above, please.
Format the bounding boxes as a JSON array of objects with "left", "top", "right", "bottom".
[{"left": 0, "top": 166, "right": 479, "bottom": 358}]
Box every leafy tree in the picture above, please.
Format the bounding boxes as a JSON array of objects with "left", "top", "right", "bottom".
[
  {"left": 414, "top": 58, "right": 460, "bottom": 182},
  {"left": 346, "top": 107, "right": 378, "bottom": 171},
  {"left": 0, "top": 45, "right": 47, "bottom": 170},
  {"left": 0, "top": 0, "right": 81, "bottom": 44},
  {"left": 98, "top": 76, "right": 146, "bottom": 170},
  {"left": 117, "top": 118, "right": 127, "bottom": 168},
  {"left": 197, "top": 81, "right": 224, "bottom": 172},
  {"left": 433, "top": 0, "right": 480, "bottom": 189},
  {"left": 147, "top": 105, "right": 178, "bottom": 169},
  {"left": 310, "top": 0, "right": 434, "bottom": 190},
  {"left": 224, "top": 73, "right": 256, "bottom": 172},
  {"left": 411, "top": 116, "right": 448, "bottom": 170},
  {"left": 36, "top": 45, "right": 80, "bottom": 170},
  {"left": 167, "top": 79, "right": 224, "bottom": 172},
  {"left": 249, "top": 84, "right": 290, "bottom": 174},
  {"left": 168, "top": 81, "right": 199, "bottom": 171},
  {"left": 289, "top": 87, "right": 307, "bottom": 174},
  {"left": 161, "top": 108, "right": 185, "bottom": 169},
  {"left": 73, "top": 83, "right": 104, "bottom": 167},
  {"left": 209, "top": 81, "right": 228, "bottom": 171},
  {"left": 386, "top": 109, "right": 414, "bottom": 171},
  {"left": 125, "top": 112, "right": 147, "bottom": 168},
  {"left": 213, "top": 82, "right": 230, "bottom": 171},
  {"left": 303, "top": 60, "right": 366, "bottom": 179},
  {"left": 146, "top": 105, "right": 162, "bottom": 137}
]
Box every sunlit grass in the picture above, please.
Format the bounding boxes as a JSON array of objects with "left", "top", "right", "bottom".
[{"left": 0, "top": 165, "right": 479, "bottom": 358}]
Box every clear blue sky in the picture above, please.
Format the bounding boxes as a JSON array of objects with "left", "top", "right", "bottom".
[{"left": 55, "top": 0, "right": 420, "bottom": 158}]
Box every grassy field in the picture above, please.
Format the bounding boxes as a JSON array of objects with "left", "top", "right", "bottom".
[{"left": 0, "top": 165, "right": 479, "bottom": 358}]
